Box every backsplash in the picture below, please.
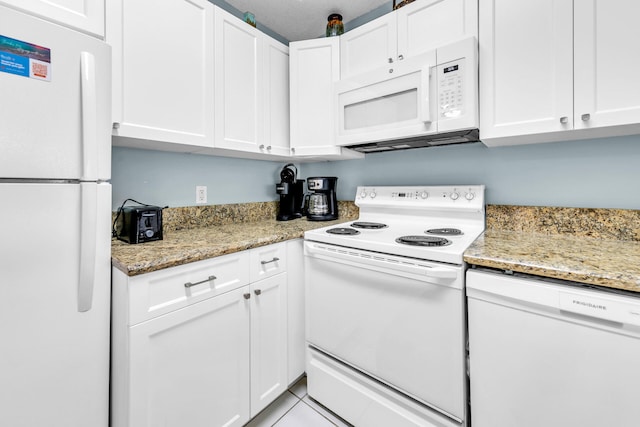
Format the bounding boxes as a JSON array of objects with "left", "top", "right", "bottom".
[
  {"left": 113, "top": 201, "right": 359, "bottom": 233},
  {"left": 486, "top": 205, "right": 640, "bottom": 241}
]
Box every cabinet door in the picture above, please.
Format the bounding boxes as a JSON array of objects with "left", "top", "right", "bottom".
[
  {"left": 397, "top": 0, "right": 477, "bottom": 59},
  {"left": 340, "top": 13, "right": 397, "bottom": 79},
  {"left": 479, "top": 0, "right": 573, "bottom": 144},
  {"left": 129, "top": 287, "right": 250, "bottom": 427},
  {"left": 574, "top": 0, "right": 640, "bottom": 131},
  {"left": 215, "top": 7, "right": 261, "bottom": 152},
  {"left": 290, "top": 38, "right": 340, "bottom": 156},
  {"left": 262, "top": 38, "right": 290, "bottom": 156},
  {"left": 250, "top": 273, "right": 288, "bottom": 417},
  {"left": 108, "top": 0, "right": 214, "bottom": 148},
  {"left": 0, "top": 0, "right": 104, "bottom": 37}
]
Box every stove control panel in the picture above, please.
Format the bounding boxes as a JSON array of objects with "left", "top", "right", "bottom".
[{"left": 355, "top": 185, "right": 485, "bottom": 212}]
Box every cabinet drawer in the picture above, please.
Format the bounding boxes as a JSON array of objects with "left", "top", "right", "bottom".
[
  {"left": 128, "top": 251, "right": 250, "bottom": 325},
  {"left": 250, "top": 242, "right": 287, "bottom": 282}
]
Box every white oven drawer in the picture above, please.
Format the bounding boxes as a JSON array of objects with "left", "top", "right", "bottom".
[
  {"left": 304, "top": 241, "right": 466, "bottom": 420},
  {"left": 307, "top": 347, "right": 460, "bottom": 427},
  {"left": 127, "top": 252, "right": 250, "bottom": 325}
]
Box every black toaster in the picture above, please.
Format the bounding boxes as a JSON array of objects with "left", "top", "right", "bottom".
[{"left": 115, "top": 205, "right": 163, "bottom": 244}]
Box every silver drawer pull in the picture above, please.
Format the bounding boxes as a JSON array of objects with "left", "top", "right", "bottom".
[
  {"left": 261, "top": 257, "right": 280, "bottom": 265},
  {"left": 244, "top": 293, "right": 251, "bottom": 300},
  {"left": 581, "top": 113, "right": 591, "bottom": 121},
  {"left": 184, "top": 275, "right": 217, "bottom": 288},
  {"left": 254, "top": 289, "right": 262, "bottom": 296}
]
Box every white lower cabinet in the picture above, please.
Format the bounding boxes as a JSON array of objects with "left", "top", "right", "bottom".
[
  {"left": 129, "top": 286, "right": 250, "bottom": 427},
  {"left": 112, "top": 241, "right": 299, "bottom": 427},
  {"left": 250, "top": 273, "right": 288, "bottom": 416}
]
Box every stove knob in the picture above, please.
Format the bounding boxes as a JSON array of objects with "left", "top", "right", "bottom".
[
  {"left": 420, "top": 191, "right": 429, "bottom": 199},
  {"left": 370, "top": 191, "right": 377, "bottom": 199},
  {"left": 450, "top": 192, "right": 460, "bottom": 200},
  {"left": 360, "top": 190, "right": 367, "bottom": 199},
  {"left": 465, "top": 192, "right": 475, "bottom": 201}
]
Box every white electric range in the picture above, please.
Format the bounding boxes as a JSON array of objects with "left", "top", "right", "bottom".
[{"left": 304, "top": 185, "right": 485, "bottom": 427}]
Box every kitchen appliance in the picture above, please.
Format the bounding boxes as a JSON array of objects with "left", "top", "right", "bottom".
[
  {"left": 0, "top": 6, "right": 111, "bottom": 427},
  {"left": 115, "top": 205, "right": 164, "bottom": 244},
  {"left": 304, "top": 177, "right": 338, "bottom": 221},
  {"left": 467, "top": 269, "right": 640, "bottom": 427},
  {"left": 276, "top": 163, "right": 305, "bottom": 221},
  {"left": 335, "top": 36, "right": 479, "bottom": 152},
  {"left": 304, "top": 185, "right": 485, "bottom": 427}
]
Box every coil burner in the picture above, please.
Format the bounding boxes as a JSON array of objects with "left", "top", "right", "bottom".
[
  {"left": 326, "top": 227, "right": 360, "bottom": 235},
  {"left": 395, "top": 235, "right": 452, "bottom": 247},
  {"left": 425, "top": 228, "right": 463, "bottom": 236},
  {"left": 351, "top": 222, "right": 388, "bottom": 229}
]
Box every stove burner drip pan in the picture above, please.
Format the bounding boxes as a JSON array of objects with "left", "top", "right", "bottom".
[
  {"left": 326, "top": 227, "right": 360, "bottom": 235},
  {"left": 351, "top": 222, "right": 388, "bottom": 229},
  {"left": 426, "top": 228, "right": 463, "bottom": 236},
  {"left": 396, "top": 235, "right": 452, "bottom": 247}
]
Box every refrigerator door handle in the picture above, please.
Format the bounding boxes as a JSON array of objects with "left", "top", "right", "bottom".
[
  {"left": 80, "top": 51, "right": 98, "bottom": 181},
  {"left": 78, "top": 182, "right": 98, "bottom": 312}
]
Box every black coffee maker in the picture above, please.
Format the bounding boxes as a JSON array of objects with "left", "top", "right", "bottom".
[
  {"left": 305, "top": 177, "right": 338, "bottom": 221},
  {"left": 276, "top": 164, "right": 305, "bottom": 221}
]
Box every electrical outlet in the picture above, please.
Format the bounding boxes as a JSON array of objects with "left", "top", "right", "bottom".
[{"left": 196, "top": 186, "right": 207, "bottom": 204}]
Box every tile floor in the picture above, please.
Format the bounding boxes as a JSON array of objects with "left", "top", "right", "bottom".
[{"left": 246, "top": 377, "right": 353, "bottom": 427}]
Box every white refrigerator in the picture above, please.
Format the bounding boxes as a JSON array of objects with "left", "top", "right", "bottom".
[{"left": 0, "top": 6, "right": 111, "bottom": 427}]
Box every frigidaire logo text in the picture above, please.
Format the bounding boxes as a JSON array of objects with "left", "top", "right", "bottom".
[{"left": 573, "top": 300, "right": 607, "bottom": 311}]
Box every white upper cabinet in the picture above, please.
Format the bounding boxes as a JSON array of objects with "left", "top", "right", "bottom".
[
  {"left": 0, "top": 0, "right": 105, "bottom": 37},
  {"left": 573, "top": 0, "right": 640, "bottom": 132},
  {"left": 108, "top": 0, "right": 215, "bottom": 150},
  {"left": 289, "top": 37, "right": 364, "bottom": 159},
  {"left": 481, "top": 0, "right": 640, "bottom": 146},
  {"left": 262, "top": 38, "right": 291, "bottom": 157},
  {"left": 340, "top": 14, "right": 397, "bottom": 79},
  {"left": 214, "top": 8, "right": 290, "bottom": 156},
  {"left": 214, "top": 8, "right": 261, "bottom": 152},
  {"left": 340, "top": 0, "right": 478, "bottom": 79}
]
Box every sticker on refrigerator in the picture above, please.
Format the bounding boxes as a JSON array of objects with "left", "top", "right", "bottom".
[{"left": 0, "top": 35, "right": 51, "bottom": 81}]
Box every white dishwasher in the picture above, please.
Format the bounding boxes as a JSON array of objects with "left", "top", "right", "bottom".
[{"left": 466, "top": 269, "right": 640, "bottom": 427}]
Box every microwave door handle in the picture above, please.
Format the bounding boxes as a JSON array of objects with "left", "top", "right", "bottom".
[{"left": 420, "top": 66, "right": 432, "bottom": 124}]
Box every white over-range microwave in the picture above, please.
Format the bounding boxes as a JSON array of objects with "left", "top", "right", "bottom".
[{"left": 335, "top": 36, "right": 478, "bottom": 152}]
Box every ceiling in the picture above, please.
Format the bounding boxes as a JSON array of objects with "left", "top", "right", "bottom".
[{"left": 222, "top": 0, "right": 391, "bottom": 42}]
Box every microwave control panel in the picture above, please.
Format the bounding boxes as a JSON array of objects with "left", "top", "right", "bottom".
[{"left": 438, "top": 59, "right": 465, "bottom": 119}]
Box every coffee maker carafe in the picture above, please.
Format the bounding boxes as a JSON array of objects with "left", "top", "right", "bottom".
[
  {"left": 276, "top": 164, "right": 305, "bottom": 221},
  {"left": 305, "top": 177, "right": 338, "bottom": 221}
]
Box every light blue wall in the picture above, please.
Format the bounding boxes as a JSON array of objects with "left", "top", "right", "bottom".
[
  {"left": 112, "top": 134, "right": 640, "bottom": 211},
  {"left": 303, "top": 135, "right": 640, "bottom": 210},
  {"left": 111, "top": 147, "right": 291, "bottom": 210}
]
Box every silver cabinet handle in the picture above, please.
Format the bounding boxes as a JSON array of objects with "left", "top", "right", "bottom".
[
  {"left": 261, "top": 257, "right": 280, "bottom": 265},
  {"left": 266, "top": 145, "right": 271, "bottom": 150},
  {"left": 388, "top": 57, "right": 393, "bottom": 63},
  {"left": 254, "top": 289, "right": 262, "bottom": 296},
  {"left": 113, "top": 122, "right": 120, "bottom": 129},
  {"left": 389, "top": 69, "right": 394, "bottom": 73},
  {"left": 184, "top": 275, "right": 216, "bottom": 288},
  {"left": 560, "top": 116, "right": 568, "bottom": 124},
  {"left": 244, "top": 293, "right": 251, "bottom": 300},
  {"left": 581, "top": 113, "right": 591, "bottom": 121},
  {"left": 398, "top": 54, "right": 404, "bottom": 60},
  {"left": 259, "top": 144, "right": 265, "bottom": 149}
]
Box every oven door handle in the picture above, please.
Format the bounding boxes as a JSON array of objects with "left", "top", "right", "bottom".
[{"left": 304, "top": 242, "right": 460, "bottom": 282}]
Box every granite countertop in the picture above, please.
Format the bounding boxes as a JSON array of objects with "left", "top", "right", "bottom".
[
  {"left": 464, "top": 205, "right": 640, "bottom": 293},
  {"left": 112, "top": 201, "right": 358, "bottom": 277}
]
